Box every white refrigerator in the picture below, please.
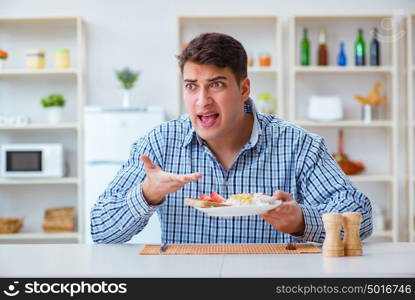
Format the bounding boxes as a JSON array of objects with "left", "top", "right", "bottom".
[{"left": 84, "top": 106, "right": 164, "bottom": 244}]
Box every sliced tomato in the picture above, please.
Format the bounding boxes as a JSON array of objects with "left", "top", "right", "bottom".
[
  {"left": 198, "top": 194, "right": 212, "bottom": 201},
  {"left": 210, "top": 192, "right": 226, "bottom": 203}
]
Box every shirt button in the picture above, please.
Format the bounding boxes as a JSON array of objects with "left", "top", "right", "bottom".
[{"left": 223, "top": 180, "right": 228, "bottom": 186}]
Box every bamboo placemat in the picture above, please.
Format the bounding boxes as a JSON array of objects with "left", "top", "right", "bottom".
[{"left": 139, "top": 243, "right": 321, "bottom": 255}]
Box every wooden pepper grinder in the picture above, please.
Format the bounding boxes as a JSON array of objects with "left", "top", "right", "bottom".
[
  {"left": 342, "top": 212, "right": 363, "bottom": 256},
  {"left": 322, "top": 213, "right": 344, "bottom": 257}
]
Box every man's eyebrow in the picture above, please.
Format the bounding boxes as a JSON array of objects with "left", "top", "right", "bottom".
[
  {"left": 208, "top": 76, "right": 227, "bottom": 81},
  {"left": 183, "top": 76, "right": 228, "bottom": 83}
]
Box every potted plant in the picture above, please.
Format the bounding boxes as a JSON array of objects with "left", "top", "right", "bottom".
[
  {"left": 354, "top": 82, "right": 388, "bottom": 123},
  {"left": 41, "top": 94, "right": 65, "bottom": 124},
  {"left": 256, "top": 92, "right": 276, "bottom": 114},
  {"left": 0, "top": 49, "right": 8, "bottom": 70},
  {"left": 116, "top": 67, "right": 140, "bottom": 107}
]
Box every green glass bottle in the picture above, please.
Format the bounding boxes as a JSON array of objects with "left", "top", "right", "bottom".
[
  {"left": 300, "top": 28, "right": 310, "bottom": 66},
  {"left": 355, "top": 28, "right": 366, "bottom": 66}
]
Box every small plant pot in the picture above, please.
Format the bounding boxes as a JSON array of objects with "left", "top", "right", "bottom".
[
  {"left": 362, "top": 104, "right": 373, "bottom": 123},
  {"left": 256, "top": 99, "right": 274, "bottom": 114},
  {"left": 46, "top": 107, "right": 63, "bottom": 124},
  {"left": 122, "top": 90, "right": 131, "bottom": 108},
  {"left": 0, "top": 59, "right": 5, "bottom": 70}
]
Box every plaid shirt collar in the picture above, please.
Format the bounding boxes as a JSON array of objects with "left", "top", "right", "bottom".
[{"left": 182, "top": 97, "right": 262, "bottom": 150}]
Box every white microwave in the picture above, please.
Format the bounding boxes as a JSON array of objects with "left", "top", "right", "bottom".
[{"left": 0, "top": 144, "right": 64, "bottom": 178}]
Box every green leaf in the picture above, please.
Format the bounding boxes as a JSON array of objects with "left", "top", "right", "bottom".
[
  {"left": 40, "top": 94, "right": 65, "bottom": 108},
  {"left": 116, "top": 67, "right": 140, "bottom": 90},
  {"left": 256, "top": 92, "right": 274, "bottom": 101}
]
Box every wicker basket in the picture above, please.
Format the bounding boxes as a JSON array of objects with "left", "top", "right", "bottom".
[
  {"left": 0, "top": 217, "right": 24, "bottom": 234},
  {"left": 42, "top": 207, "right": 74, "bottom": 233},
  {"left": 44, "top": 207, "right": 74, "bottom": 219},
  {"left": 43, "top": 219, "right": 74, "bottom": 233}
]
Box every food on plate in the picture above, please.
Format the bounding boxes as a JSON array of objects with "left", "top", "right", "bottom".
[
  {"left": 185, "top": 192, "right": 280, "bottom": 208},
  {"left": 228, "top": 193, "right": 254, "bottom": 205},
  {"left": 252, "top": 193, "right": 280, "bottom": 205},
  {"left": 184, "top": 192, "right": 231, "bottom": 208}
]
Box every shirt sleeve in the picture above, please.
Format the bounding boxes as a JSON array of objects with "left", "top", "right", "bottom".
[
  {"left": 90, "top": 128, "right": 165, "bottom": 244},
  {"left": 291, "top": 134, "right": 373, "bottom": 243}
]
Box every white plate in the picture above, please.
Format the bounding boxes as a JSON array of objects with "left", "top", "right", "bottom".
[{"left": 194, "top": 202, "right": 282, "bottom": 217}]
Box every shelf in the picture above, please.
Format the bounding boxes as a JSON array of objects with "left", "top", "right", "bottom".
[
  {"left": 178, "top": 15, "right": 278, "bottom": 21},
  {"left": 293, "top": 14, "right": 393, "bottom": 20},
  {"left": 0, "top": 177, "right": 79, "bottom": 185},
  {"left": 291, "top": 14, "right": 399, "bottom": 242},
  {"left": 0, "top": 16, "right": 85, "bottom": 245},
  {"left": 0, "top": 68, "right": 79, "bottom": 76},
  {"left": 248, "top": 66, "right": 279, "bottom": 73},
  {"left": 371, "top": 230, "right": 393, "bottom": 238},
  {"left": 295, "top": 120, "right": 393, "bottom": 128},
  {"left": 0, "top": 232, "right": 79, "bottom": 240},
  {"left": 349, "top": 175, "right": 393, "bottom": 183},
  {"left": 0, "top": 16, "right": 80, "bottom": 23},
  {"left": 0, "top": 123, "right": 79, "bottom": 130},
  {"left": 294, "top": 66, "right": 393, "bottom": 74}
]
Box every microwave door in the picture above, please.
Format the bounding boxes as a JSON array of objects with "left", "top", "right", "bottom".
[
  {"left": 7, "top": 151, "right": 42, "bottom": 172},
  {"left": 4, "top": 150, "right": 43, "bottom": 177}
]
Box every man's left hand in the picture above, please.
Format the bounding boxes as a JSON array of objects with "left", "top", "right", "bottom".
[{"left": 260, "top": 190, "right": 305, "bottom": 235}]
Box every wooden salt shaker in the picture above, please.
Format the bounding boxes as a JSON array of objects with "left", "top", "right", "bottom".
[
  {"left": 322, "top": 213, "right": 344, "bottom": 257},
  {"left": 342, "top": 212, "right": 362, "bottom": 256}
]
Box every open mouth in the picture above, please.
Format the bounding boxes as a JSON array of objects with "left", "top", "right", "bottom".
[{"left": 197, "top": 113, "right": 219, "bottom": 128}]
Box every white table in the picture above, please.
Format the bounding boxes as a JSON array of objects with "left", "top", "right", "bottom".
[{"left": 0, "top": 242, "right": 414, "bottom": 277}]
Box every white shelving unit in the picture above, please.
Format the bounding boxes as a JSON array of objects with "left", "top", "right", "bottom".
[
  {"left": 294, "top": 120, "right": 393, "bottom": 128},
  {"left": 0, "top": 123, "right": 79, "bottom": 130},
  {"left": 289, "top": 15, "right": 399, "bottom": 241},
  {"left": 0, "top": 17, "right": 85, "bottom": 243},
  {"left": 0, "top": 68, "right": 79, "bottom": 75},
  {"left": 294, "top": 65, "right": 393, "bottom": 73},
  {"left": 177, "top": 15, "right": 283, "bottom": 118},
  {"left": 0, "top": 232, "right": 79, "bottom": 243},
  {"left": 0, "top": 177, "right": 79, "bottom": 185},
  {"left": 407, "top": 14, "right": 415, "bottom": 242}
]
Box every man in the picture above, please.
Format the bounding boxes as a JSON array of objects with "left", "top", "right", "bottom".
[{"left": 91, "top": 32, "right": 372, "bottom": 244}]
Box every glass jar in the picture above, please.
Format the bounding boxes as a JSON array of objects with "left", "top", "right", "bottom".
[
  {"left": 26, "top": 50, "right": 45, "bottom": 69},
  {"left": 258, "top": 51, "right": 271, "bottom": 67},
  {"left": 247, "top": 51, "right": 254, "bottom": 67},
  {"left": 54, "top": 49, "right": 70, "bottom": 69}
]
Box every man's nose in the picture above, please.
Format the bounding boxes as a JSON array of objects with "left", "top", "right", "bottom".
[{"left": 197, "top": 88, "right": 213, "bottom": 106}]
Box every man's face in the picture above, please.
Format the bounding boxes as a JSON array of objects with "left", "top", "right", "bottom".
[{"left": 183, "top": 61, "right": 250, "bottom": 143}]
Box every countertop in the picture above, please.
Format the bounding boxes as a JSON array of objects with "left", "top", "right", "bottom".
[{"left": 0, "top": 242, "right": 414, "bottom": 278}]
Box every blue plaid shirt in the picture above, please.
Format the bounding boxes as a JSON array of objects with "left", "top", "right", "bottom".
[{"left": 91, "top": 99, "right": 373, "bottom": 244}]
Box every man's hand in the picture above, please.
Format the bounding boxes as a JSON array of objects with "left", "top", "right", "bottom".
[
  {"left": 140, "top": 155, "right": 202, "bottom": 205},
  {"left": 260, "top": 190, "right": 305, "bottom": 235}
]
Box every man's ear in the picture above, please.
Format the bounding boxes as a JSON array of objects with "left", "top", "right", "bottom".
[{"left": 240, "top": 77, "right": 250, "bottom": 102}]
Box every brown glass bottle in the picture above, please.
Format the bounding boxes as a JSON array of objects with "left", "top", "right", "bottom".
[{"left": 318, "top": 28, "right": 328, "bottom": 66}]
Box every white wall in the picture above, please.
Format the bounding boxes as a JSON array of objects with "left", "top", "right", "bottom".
[{"left": 2, "top": 0, "right": 415, "bottom": 118}]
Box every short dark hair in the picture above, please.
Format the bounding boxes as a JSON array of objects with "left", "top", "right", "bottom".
[{"left": 177, "top": 32, "right": 247, "bottom": 83}]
